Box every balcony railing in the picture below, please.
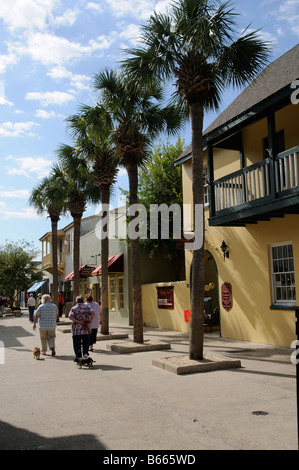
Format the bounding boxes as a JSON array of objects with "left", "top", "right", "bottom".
[
  {"left": 213, "top": 146, "right": 299, "bottom": 213},
  {"left": 42, "top": 252, "right": 66, "bottom": 272},
  {"left": 275, "top": 146, "right": 299, "bottom": 192}
]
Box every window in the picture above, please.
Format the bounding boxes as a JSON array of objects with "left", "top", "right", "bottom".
[
  {"left": 65, "top": 234, "right": 72, "bottom": 254},
  {"left": 203, "top": 166, "right": 209, "bottom": 206},
  {"left": 271, "top": 243, "right": 296, "bottom": 305},
  {"left": 109, "top": 277, "right": 116, "bottom": 311},
  {"left": 109, "top": 275, "right": 124, "bottom": 311},
  {"left": 263, "top": 129, "right": 285, "bottom": 158},
  {"left": 117, "top": 277, "right": 124, "bottom": 310}
]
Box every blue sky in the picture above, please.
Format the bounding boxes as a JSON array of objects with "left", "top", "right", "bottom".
[{"left": 0, "top": 0, "right": 298, "bottom": 255}]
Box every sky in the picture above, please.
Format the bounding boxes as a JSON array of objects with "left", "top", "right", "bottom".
[{"left": 0, "top": 0, "right": 298, "bottom": 255}]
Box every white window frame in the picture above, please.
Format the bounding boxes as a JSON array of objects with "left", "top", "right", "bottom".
[
  {"left": 270, "top": 242, "right": 296, "bottom": 306},
  {"left": 117, "top": 276, "right": 124, "bottom": 311},
  {"left": 203, "top": 166, "right": 209, "bottom": 207},
  {"left": 109, "top": 276, "right": 116, "bottom": 311}
]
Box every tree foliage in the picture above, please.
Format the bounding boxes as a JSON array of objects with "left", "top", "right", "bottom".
[
  {"left": 122, "top": 0, "right": 271, "bottom": 359},
  {"left": 0, "top": 240, "right": 39, "bottom": 301},
  {"left": 138, "top": 138, "right": 186, "bottom": 258}
]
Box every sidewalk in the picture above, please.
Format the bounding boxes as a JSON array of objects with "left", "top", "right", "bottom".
[{"left": 0, "top": 312, "right": 297, "bottom": 450}]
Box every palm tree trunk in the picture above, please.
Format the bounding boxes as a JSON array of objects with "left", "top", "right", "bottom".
[
  {"left": 100, "top": 185, "right": 110, "bottom": 335},
  {"left": 127, "top": 161, "right": 143, "bottom": 344},
  {"left": 51, "top": 216, "right": 59, "bottom": 310},
  {"left": 73, "top": 215, "right": 81, "bottom": 302},
  {"left": 189, "top": 102, "right": 205, "bottom": 360}
]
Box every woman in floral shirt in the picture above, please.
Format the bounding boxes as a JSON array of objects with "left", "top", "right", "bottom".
[{"left": 69, "top": 296, "right": 94, "bottom": 361}]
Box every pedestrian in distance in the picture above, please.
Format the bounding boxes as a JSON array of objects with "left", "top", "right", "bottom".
[
  {"left": 27, "top": 293, "right": 36, "bottom": 323},
  {"left": 69, "top": 296, "right": 94, "bottom": 362},
  {"left": 85, "top": 294, "right": 102, "bottom": 352},
  {"left": 37, "top": 293, "right": 42, "bottom": 307},
  {"left": 58, "top": 292, "right": 65, "bottom": 318},
  {"left": 33, "top": 294, "right": 58, "bottom": 356}
]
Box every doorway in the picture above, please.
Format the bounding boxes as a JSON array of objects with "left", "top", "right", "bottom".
[{"left": 204, "top": 250, "right": 220, "bottom": 327}]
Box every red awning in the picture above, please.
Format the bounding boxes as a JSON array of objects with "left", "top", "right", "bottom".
[
  {"left": 91, "top": 254, "right": 123, "bottom": 276},
  {"left": 64, "top": 265, "right": 94, "bottom": 281}
]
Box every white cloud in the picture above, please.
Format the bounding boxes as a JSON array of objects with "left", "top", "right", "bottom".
[
  {"left": 0, "top": 206, "right": 42, "bottom": 220},
  {"left": 35, "top": 109, "right": 57, "bottom": 119},
  {"left": 104, "top": 0, "right": 154, "bottom": 19},
  {"left": 87, "top": 2, "right": 104, "bottom": 13},
  {"left": 23, "top": 32, "right": 90, "bottom": 66},
  {"left": 0, "top": 81, "right": 13, "bottom": 105},
  {"left": 25, "top": 90, "right": 75, "bottom": 106},
  {"left": 0, "top": 121, "right": 39, "bottom": 137},
  {"left": 0, "top": 189, "right": 42, "bottom": 220},
  {"left": 47, "top": 66, "right": 71, "bottom": 80},
  {"left": 272, "top": 0, "right": 299, "bottom": 38},
  {"left": 6, "top": 156, "right": 52, "bottom": 178},
  {"left": 0, "top": 52, "right": 18, "bottom": 74},
  {"left": 53, "top": 8, "right": 80, "bottom": 27},
  {"left": 0, "top": 0, "right": 59, "bottom": 32},
  {"left": 0, "top": 188, "right": 30, "bottom": 198},
  {"left": 88, "top": 0, "right": 169, "bottom": 19},
  {"left": 0, "top": 96, "right": 14, "bottom": 106},
  {"left": 119, "top": 23, "right": 141, "bottom": 45},
  {"left": 89, "top": 31, "right": 118, "bottom": 51},
  {"left": 153, "top": 0, "right": 171, "bottom": 15},
  {"left": 117, "top": 167, "right": 128, "bottom": 177},
  {"left": 47, "top": 66, "right": 91, "bottom": 92},
  {"left": 12, "top": 30, "right": 119, "bottom": 68}
]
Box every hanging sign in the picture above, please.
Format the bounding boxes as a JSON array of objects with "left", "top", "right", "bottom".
[
  {"left": 157, "top": 286, "right": 174, "bottom": 309},
  {"left": 221, "top": 282, "right": 232, "bottom": 311}
]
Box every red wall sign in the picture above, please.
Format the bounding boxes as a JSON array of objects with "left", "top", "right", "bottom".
[
  {"left": 157, "top": 286, "right": 174, "bottom": 309},
  {"left": 221, "top": 282, "right": 232, "bottom": 311}
]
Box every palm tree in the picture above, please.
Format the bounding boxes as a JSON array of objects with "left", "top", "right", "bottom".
[
  {"left": 93, "top": 69, "right": 185, "bottom": 343},
  {"left": 29, "top": 174, "right": 66, "bottom": 308},
  {"left": 122, "top": 0, "right": 270, "bottom": 358},
  {"left": 66, "top": 107, "right": 119, "bottom": 335},
  {"left": 54, "top": 150, "right": 100, "bottom": 302}
]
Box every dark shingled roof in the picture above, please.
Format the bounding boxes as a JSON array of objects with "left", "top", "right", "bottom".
[
  {"left": 176, "top": 44, "right": 299, "bottom": 164},
  {"left": 204, "top": 43, "right": 299, "bottom": 135}
]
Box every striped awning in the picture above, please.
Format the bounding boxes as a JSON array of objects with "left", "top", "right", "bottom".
[
  {"left": 91, "top": 254, "right": 123, "bottom": 276},
  {"left": 64, "top": 265, "right": 94, "bottom": 281},
  {"left": 27, "top": 280, "right": 47, "bottom": 293}
]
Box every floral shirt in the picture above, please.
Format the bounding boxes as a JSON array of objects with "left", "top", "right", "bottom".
[{"left": 68, "top": 303, "right": 93, "bottom": 336}]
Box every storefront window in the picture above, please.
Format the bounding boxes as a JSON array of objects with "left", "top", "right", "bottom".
[
  {"left": 109, "top": 278, "right": 116, "bottom": 311},
  {"left": 271, "top": 243, "right": 296, "bottom": 305},
  {"left": 118, "top": 277, "right": 124, "bottom": 310}
]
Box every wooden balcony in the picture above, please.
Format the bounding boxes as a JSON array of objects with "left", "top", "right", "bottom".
[
  {"left": 209, "top": 146, "right": 299, "bottom": 226},
  {"left": 42, "top": 252, "right": 66, "bottom": 274}
]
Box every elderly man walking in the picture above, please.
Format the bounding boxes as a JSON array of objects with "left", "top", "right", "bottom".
[
  {"left": 33, "top": 294, "right": 58, "bottom": 356},
  {"left": 27, "top": 293, "right": 36, "bottom": 323}
]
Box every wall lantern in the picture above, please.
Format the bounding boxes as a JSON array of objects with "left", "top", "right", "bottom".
[{"left": 220, "top": 241, "right": 229, "bottom": 260}]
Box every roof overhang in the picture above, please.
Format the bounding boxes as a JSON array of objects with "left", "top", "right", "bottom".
[
  {"left": 175, "top": 82, "right": 294, "bottom": 167},
  {"left": 91, "top": 254, "right": 123, "bottom": 276},
  {"left": 27, "top": 280, "right": 47, "bottom": 293},
  {"left": 64, "top": 265, "right": 94, "bottom": 281}
]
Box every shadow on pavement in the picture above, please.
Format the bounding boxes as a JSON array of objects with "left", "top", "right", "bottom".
[
  {"left": 0, "top": 325, "right": 34, "bottom": 347},
  {"left": 0, "top": 420, "right": 106, "bottom": 450}
]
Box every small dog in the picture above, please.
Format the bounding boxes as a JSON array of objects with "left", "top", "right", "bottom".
[
  {"left": 75, "top": 356, "right": 95, "bottom": 369},
  {"left": 33, "top": 347, "right": 41, "bottom": 360}
]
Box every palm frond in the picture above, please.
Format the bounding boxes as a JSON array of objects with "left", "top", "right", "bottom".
[{"left": 219, "top": 29, "right": 272, "bottom": 87}]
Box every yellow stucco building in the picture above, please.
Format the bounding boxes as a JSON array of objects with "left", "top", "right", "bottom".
[{"left": 142, "top": 44, "right": 299, "bottom": 347}]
